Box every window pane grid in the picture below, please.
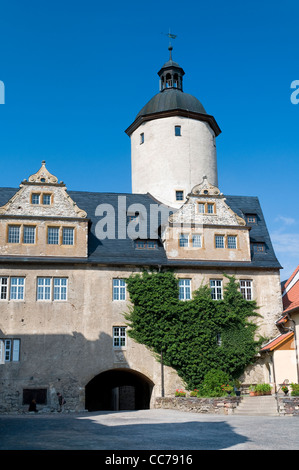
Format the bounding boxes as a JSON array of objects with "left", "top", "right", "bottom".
[
  {"left": 53, "top": 278, "right": 67, "bottom": 301},
  {"left": 48, "top": 227, "right": 59, "bottom": 245},
  {"left": 227, "top": 236, "right": 237, "bottom": 249},
  {"left": 113, "top": 279, "right": 126, "bottom": 301},
  {"left": 179, "top": 234, "right": 189, "bottom": 247},
  {"left": 179, "top": 279, "right": 191, "bottom": 300},
  {"left": 10, "top": 277, "right": 24, "bottom": 300},
  {"left": 31, "top": 193, "right": 40, "bottom": 204},
  {"left": 62, "top": 228, "right": 74, "bottom": 245},
  {"left": 240, "top": 280, "right": 252, "bottom": 300},
  {"left": 210, "top": 280, "right": 222, "bottom": 300},
  {"left": 8, "top": 226, "right": 20, "bottom": 243},
  {"left": 113, "top": 327, "right": 126, "bottom": 347},
  {"left": 215, "top": 235, "right": 224, "bottom": 248},
  {"left": 23, "top": 226, "right": 35, "bottom": 244},
  {"left": 0, "top": 277, "right": 8, "bottom": 300},
  {"left": 37, "top": 278, "right": 51, "bottom": 300},
  {"left": 192, "top": 235, "right": 202, "bottom": 248}
]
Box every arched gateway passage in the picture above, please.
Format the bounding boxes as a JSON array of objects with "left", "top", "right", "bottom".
[{"left": 85, "top": 369, "right": 154, "bottom": 411}]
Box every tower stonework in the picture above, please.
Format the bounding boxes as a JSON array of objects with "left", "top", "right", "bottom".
[{"left": 126, "top": 47, "right": 221, "bottom": 208}]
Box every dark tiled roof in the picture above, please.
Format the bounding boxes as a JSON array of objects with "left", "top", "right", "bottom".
[{"left": 0, "top": 187, "right": 281, "bottom": 269}]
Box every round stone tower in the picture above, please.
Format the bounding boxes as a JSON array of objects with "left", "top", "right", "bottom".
[{"left": 125, "top": 46, "right": 221, "bottom": 208}]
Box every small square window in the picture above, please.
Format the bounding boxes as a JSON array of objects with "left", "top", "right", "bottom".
[
  {"left": 175, "top": 125, "right": 181, "bottom": 136},
  {"left": 176, "top": 190, "right": 184, "bottom": 201},
  {"left": 42, "top": 194, "right": 51, "bottom": 205},
  {"left": 31, "top": 193, "right": 40, "bottom": 205},
  {"left": 246, "top": 214, "right": 257, "bottom": 224},
  {"left": 253, "top": 243, "right": 265, "bottom": 253}
]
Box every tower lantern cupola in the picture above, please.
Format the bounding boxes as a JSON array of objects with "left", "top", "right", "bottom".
[{"left": 158, "top": 46, "right": 185, "bottom": 91}]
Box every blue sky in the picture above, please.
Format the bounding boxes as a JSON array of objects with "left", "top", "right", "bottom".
[{"left": 0, "top": 0, "right": 298, "bottom": 280}]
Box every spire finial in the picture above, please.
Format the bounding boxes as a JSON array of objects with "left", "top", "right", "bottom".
[{"left": 162, "top": 29, "right": 177, "bottom": 60}]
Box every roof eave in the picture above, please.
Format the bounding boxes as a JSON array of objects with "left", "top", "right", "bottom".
[{"left": 125, "top": 109, "right": 221, "bottom": 137}]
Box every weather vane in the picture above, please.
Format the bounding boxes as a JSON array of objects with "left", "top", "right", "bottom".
[{"left": 162, "top": 29, "right": 177, "bottom": 47}]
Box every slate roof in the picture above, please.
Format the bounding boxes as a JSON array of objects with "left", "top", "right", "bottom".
[
  {"left": 0, "top": 187, "right": 281, "bottom": 269},
  {"left": 136, "top": 89, "right": 207, "bottom": 118}
]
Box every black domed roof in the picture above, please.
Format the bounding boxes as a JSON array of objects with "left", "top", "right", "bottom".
[{"left": 136, "top": 88, "right": 207, "bottom": 118}]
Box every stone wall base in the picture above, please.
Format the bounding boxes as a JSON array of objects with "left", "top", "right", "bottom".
[
  {"left": 277, "top": 397, "right": 299, "bottom": 416},
  {"left": 154, "top": 396, "right": 241, "bottom": 415}
]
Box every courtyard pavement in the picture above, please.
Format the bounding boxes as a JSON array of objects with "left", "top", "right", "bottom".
[{"left": 1, "top": 408, "right": 299, "bottom": 453}]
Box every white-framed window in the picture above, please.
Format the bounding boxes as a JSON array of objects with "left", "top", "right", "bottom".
[
  {"left": 37, "top": 278, "right": 52, "bottom": 301},
  {"left": 192, "top": 235, "right": 202, "bottom": 248},
  {"left": 113, "top": 326, "right": 126, "bottom": 348},
  {"left": 179, "top": 234, "right": 189, "bottom": 247},
  {"left": 113, "top": 279, "right": 126, "bottom": 301},
  {"left": 227, "top": 235, "right": 237, "bottom": 249},
  {"left": 215, "top": 235, "right": 224, "bottom": 248},
  {"left": 53, "top": 278, "right": 67, "bottom": 301},
  {"left": 47, "top": 227, "right": 59, "bottom": 245},
  {"left": 210, "top": 279, "right": 222, "bottom": 300},
  {"left": 8, "top": 225, "right": 20, "bottom": 243},
  {"left": 0, "top": 338, "right": 20, "bottom": 363},
  {"left": 240, "top": 280, "right": 253, "bottom": 300},
  {"left": 10, "top": 277, "right": 25, "bottom": 300},
  {"left": 23, "top": 226, "right": 36, "bottom": 244},
  {"left": 0, "top": 277, "right": 8, "bottom": 300},
  {"left": 179, "top": 279, "right": 191, "bottom": 300},
  {"left": 62, "top": 227, "right": 74, "bottom": 245}
]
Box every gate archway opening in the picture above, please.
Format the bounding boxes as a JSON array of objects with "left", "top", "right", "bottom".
[{"left": 85, "top": 368, "right": 154, "bottom": 411}]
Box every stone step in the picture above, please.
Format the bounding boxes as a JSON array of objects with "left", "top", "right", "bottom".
[{"left": 234, "top": 395, "right": 279, "bottom": 416}]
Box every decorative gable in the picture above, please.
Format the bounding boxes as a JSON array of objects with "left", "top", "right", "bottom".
[
  {"left": 0, "top": 161, "right": 87, "bottom": 219},
  {"left": 162, "top": 177, "right": 251, "bottom": 262},
  {"left": 0, "top": 162, "right": 88, "bottom": 258}
]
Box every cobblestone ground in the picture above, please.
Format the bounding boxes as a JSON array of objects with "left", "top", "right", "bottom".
[{"left": 1, "top": 409, "right": 299, "bottom": 451}]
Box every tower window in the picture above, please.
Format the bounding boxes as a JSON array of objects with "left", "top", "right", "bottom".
[
  {"left": 176, "top": 190, "right": 184, "bottom": 201},
  {"left": 140, "top": 133, "right": 144, "bottom": 144},
  {"left": 175, "top": 125, "right": 181, "bottom": 136}
]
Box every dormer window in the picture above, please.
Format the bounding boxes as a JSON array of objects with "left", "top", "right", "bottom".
[
  {"left": 246, "top": 214, "right": 257, "bottom": 224},
  {"left": 253, "top": 242, "right": 265, "bottom": 253}
]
